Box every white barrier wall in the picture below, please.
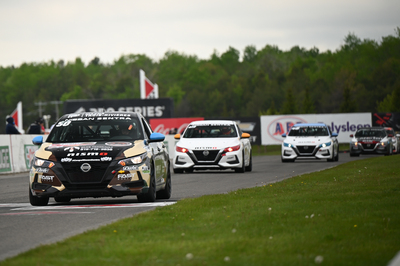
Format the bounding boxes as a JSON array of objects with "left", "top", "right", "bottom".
[
  {"left": 0, "top": 134, "right": 40, "bottom": 174},
  {"left": 261, "top": 113, "right": 372, "bottom": 145},
  {"left": 0, "top": 134, "right": 178, "bottom": 175}
]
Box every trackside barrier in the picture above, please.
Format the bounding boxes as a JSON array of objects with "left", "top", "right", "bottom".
[{"left": 0, "top": 134, "right": 178, "bottom": 175}]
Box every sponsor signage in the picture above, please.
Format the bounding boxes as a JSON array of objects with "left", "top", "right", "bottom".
[
  {"left": 261, "top": 113, "right": 372, "bottom": 145},
  {"left": 150, "top": 117, "right": 204, "bottom": 135},
  {"left": 372, "top": 113, "right": 400, "bottom": 131},
  {"left": 24, "top": 145, "right": 38, "bottom": 170},
  {"left": 0, "top": 146, "right": 12, "bottom": 172},
  {"left": 63, "top": 98, "right": 174, "bottom": 119}
]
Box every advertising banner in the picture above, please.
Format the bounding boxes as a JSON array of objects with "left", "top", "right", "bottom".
[
  {"left": 261, "top": 113, "right": 372, "bottom": 145},
  {"left": 63, "top": 98, "right": 174, "bottom": 119},
  {"left": 150, "top": 117, "right": 204, "bottom": 135},
  {"left": 0, "top": 146, "right": 11, "bottom": 173},
  {"left": 372, "top": 113, "right": 400, "bottom": 131}
]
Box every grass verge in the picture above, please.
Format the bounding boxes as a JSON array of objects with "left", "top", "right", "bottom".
[
  {"left": 252, "top": 143, "right": 350, "bottom": 156},
  {"left": 2, "top": 156, "right": 399, "bottom": 266}
]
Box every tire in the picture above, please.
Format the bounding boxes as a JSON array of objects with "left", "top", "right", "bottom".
[
  {"left": 54, "top": 197, "right": 71, "bottom": 203},
  {"left": 334, "top": 148, "right": 339, "bottom": 161},
  {"left": 235, "top": 152, "right": 246, "bottom": 173},
  {"left": 137, "top": 163, "right": 156, "bottom": 203},
  {"left": 29, "top": 188, "right": 49, "bottom": 206},
  {"left": 157, "top": 164, "right": 172, "bottom": 200},
  {"left": 245, "top": 152, "right": 252, "bottom": 172}
]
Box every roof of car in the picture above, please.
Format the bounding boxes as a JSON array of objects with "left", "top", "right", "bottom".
[
  {"left": 293, "top": 123, "right": 328, "bottom": 127},
  {"left": 189, "top": 120, "right": 236, "bottom": 125}
]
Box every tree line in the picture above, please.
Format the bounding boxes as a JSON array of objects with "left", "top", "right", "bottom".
[{"left": 1, "top": 28, "right": 399, "bottom": 133}]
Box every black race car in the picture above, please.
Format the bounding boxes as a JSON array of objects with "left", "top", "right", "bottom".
[
  {"left": 29, "top": 112, "right": 171, "bottom": 206},
  {"left": 349, "top": 127, "right": 393, "bottom": 156}
]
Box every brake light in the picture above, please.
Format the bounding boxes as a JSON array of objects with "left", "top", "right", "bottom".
[{"left": 176, "top": 146, "right": 188, "bottom": 153}]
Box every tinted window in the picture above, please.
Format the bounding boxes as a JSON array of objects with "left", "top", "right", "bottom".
[
  {"left": 355, "top": 129, "right": 386, "bottom": 138},
  {"left": 288, "top": 126, "right": 329, "bottom": 137},
  {"left": 47, "top": 118, "right": 143, "bottom": 143},
  {"left": 183, "top": 124, "right": 237, "bottom": 138}
]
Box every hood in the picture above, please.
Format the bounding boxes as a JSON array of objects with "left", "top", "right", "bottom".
[
  {"left": 177, "top": 138, "right": 240, "bottom": 150},
  {"left": 355, "top": 136, "right": 386, "bottom": 142},
  {"left": 285, "top": 136, "right": 332, "bottom": 145},
  {"left": 35, "top": 141, "right": 145, "bottom": 162}
]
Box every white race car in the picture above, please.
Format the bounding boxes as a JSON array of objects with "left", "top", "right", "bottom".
[
  {"left": 281, "top": 123, "right": 339, "bottom": 162},
  {"left": 173, "top": 120, "right": 252, "bottom": 173}
]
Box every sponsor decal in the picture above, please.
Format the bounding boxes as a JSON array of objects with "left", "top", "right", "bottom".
[
  {"left": 67, "top": 152, "right": 109, "bottom": 157},
  {"left": 36, "top": 167, "right": 49, "bottom": 173},
  {"left": 47, "top": 143, "right": 96, "bottom": 149},
  {"left": 117, "top": 173, "right": 133, "bottom": 180},
  {"left": 105, "top": 142, "right": 132, "bottom": 146},
  {"left": 195, "top": 147, "right": 218, "bottom": 150},
  {"left": 123, "top": 166, "right": 138, "bottom": 171},
  {"left": 40, "top": 175, "right": 55, "bottom": 182},
  {"left": 101, "top": 157, "right": 112, "bottom": 161},
  {"left": 0, "top": 146, "right": 11, "bottom": 173},
  {"left": 61, "top": 158, "right": 73, "bottom": 162}
]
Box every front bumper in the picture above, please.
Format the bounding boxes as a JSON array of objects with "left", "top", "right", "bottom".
[
  {"left": 29, "top": 159, "right": 151, "bottom": 199},
  {"left": 281, "top": 145, "right": 333, "bottom": 160},
  {"left": 173, "top": 149, "right": 242, "bottom": 170},
  {"left": 350, "top": 142, "right": 391, "bottom": 155}
]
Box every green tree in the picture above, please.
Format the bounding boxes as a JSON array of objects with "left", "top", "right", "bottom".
[{"left": 281, "top": 88, "right": 298, "bottom": 114}]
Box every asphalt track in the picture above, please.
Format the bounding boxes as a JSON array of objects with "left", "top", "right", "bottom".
[{"left": 0, "top": 154, "right": 374, "bottom": 261}]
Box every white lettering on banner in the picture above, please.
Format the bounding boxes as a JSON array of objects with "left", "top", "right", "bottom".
[
  {"left": 86, "top": 106, "right": 165, "bottom": 117},
  {"left": 0, "top": 148, "right": 10, "bottom": 169}
]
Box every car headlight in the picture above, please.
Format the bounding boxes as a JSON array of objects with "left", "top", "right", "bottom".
[
  {"left": 283, "top": 142, "right": 293, "bottom": 148},
  {"left": 319, "top": 141, "right": 332, "bottom": 148},
  {"left": 118, "top": 152, "right": 147, "bottom": 166},
  {"left": 33, "top": 157, "right": 55, "bottom": 168}
]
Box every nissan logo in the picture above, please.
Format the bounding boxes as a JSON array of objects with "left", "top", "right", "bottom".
[
  {"left": 81, "top": 163, "right": 91, "bottom": 172},
  {"left": 203, "top": 150, "right": 210, "bottom": 156}
]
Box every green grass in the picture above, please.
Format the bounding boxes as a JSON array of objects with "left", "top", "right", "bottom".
[{"left": 2, "top": 156, "right": 400, "bottom": 266}]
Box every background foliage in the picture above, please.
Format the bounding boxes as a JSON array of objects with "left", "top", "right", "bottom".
[{"left": 1, "top": 29, "right": 399, "bottom": 133}]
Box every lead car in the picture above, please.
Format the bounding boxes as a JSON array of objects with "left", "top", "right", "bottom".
[{"left": 29, "top": 112, "right": 171, "bottom": 206}]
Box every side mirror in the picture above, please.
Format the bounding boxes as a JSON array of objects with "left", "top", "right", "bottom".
[
  {"left": 148, "top": 132, "right": 165, "bottom": 143},
  {"left": 282, "top": 133, "right": 286, "bottom": 138},
  {"left": 332, "top": 132, "right": 338, "bottom": 137},
  {"left": 174, "top": 133, "right": 181, "bottom": 140},
  {"left": 32, "top": 136, "right": 43, "bottom": 145},
  {"left": 350, "top": 134, "right": 354, "bottom": 138},
  {"left": 241, "top": 133, "right": 250, "bottom": 138}
]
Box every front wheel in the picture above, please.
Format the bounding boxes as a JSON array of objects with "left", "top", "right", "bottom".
[
  {"left": 157, "top": 165, "right": 172, "bottom": 200},
  {"left": 137, "top": 164, "right": 156, "bottom": 203},
  {"left": 29, "top": 188, "right": 49, "bottom": 206},
  {"left": 245, "top": 152, "right": 252, "bottom": 172},
  {"left": 235, "top": 152, "right": 246, "bottom": 173}
]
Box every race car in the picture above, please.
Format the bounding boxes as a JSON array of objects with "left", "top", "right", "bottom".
[
  {"left": 384, "top": 127, "right": 399, "bottom": 154},
  {"left": 281, "top": 123, "right": 339, "bottom": 162},
  {"left": 349, "top": 127, "right": 393, "bottom": 156},
  {"left": 173, "top": 120, "right": 252, "bottom": 173},
  {"left": 29, "top": 112, "right": 171, "bottom": 206}
]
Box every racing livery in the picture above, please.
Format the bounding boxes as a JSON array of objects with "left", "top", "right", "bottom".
[
  {"left": 29, "top": 112, "right": 171, "bottom": 206},
  {"left": 173, "top": 120, "right": 252, "bottom": 173},
  {"left": 281, "top": 123, "right": 339, "bottom": 162},
  {"left": 349, "top": 127, "right": 394, "bottom": 156}
]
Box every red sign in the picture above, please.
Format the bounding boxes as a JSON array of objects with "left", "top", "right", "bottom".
[
  {"left": 145, "top": 79, "right": 155, "bottom": 98},
  {"left": 150, "top": 117, "right": 204, "bottom": 135}
]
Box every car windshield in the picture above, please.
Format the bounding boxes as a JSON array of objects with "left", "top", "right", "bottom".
[
  {"left": 46, "top": 118, "right": 143, "bottom": 143},
  {"left": 355, "top": 129, "right": 386, "bottom": 138},
  {"left": 183, "top": 124, "right": 237, "bottom": 138},
  {"left": 288, "top": 126, "right": 329, "bottom": 137}
]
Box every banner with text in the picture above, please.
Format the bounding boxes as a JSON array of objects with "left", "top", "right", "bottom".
[{"left": 261, "top": 113, "right": 372, "bottom": 145}]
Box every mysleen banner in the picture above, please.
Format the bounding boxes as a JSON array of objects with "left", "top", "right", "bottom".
[
  {"left": 63, "top": 98, "right": 174, "bottom": 119},
  {"left": 372, "top": 113, "right": 400, "bottom": 131}
]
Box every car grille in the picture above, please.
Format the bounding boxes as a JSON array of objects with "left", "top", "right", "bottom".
[
  {"left": 361, "top": 143, "right": 376, "bottom": 150},
  {"left": 193, "top": 150, "right": 220, "bottom": 161},
  {"left": 297, "top": 145, "right": 316, "bottom": 154},
  {"left": 61, "top": 162, "right": 109, "bottom": 183}
]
